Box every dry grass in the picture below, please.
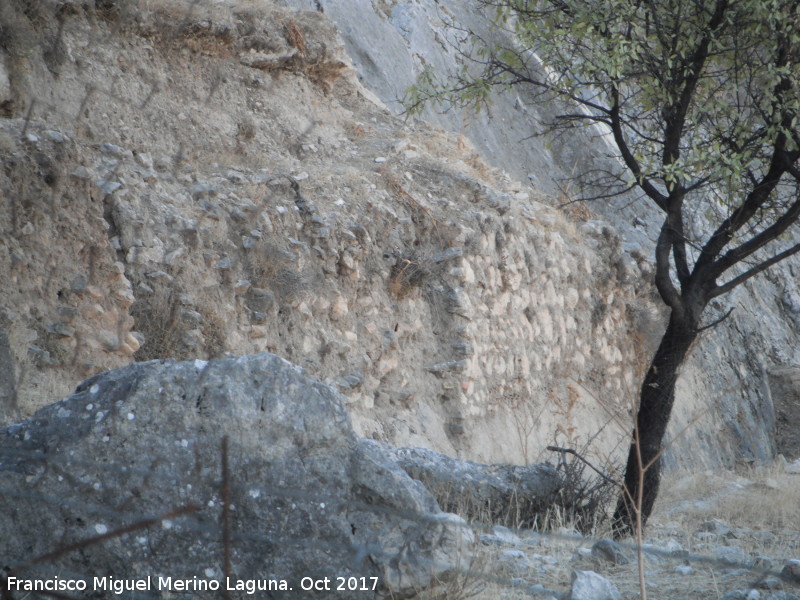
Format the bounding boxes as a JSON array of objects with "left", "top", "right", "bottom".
[
  {"left": 131, "top": 286, "right": 228, "bottom": 361},
  {"left": 417, "top": 462, "right": 800, "bottom": 600},
  {"left": 244, "top": 239, "right": 307, "bottom": 305},
  {"left": 655, "top": 463, "right": 800, "bottom": 535},
  {"left": 130, "top": 287, "right": 184, "bottom": 361},
  {"left": 387, "top": 252, "right": 433, "bottom": 298}
]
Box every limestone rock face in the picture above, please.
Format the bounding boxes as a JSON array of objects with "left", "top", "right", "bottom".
[
  {"left": 0, "top": 353, "right": 473, "bottom": 599},
  {"left": 0, "top": 0, "right": 797, "bottom": 472},
  {"left": 281, "top": 0, "right": 800, "bottom": 469},
  {"left": 0, "top": 0, "right": 653, "bottom": 468}
]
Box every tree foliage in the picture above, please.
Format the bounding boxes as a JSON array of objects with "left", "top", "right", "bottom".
[{"left": 408, "top": 0, "right": 800, "bottom": 535}]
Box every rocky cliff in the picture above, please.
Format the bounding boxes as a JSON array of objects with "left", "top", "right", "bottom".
[
  {"left": 280, "top": 0, "right": 800, "bottom": 468},
  {"left": 0, "top": 0, "right": 797, "bottom": 470}
]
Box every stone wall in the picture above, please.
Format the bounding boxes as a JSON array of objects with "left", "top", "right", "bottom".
[
  {"left": 1, "top": 0, "right": 795, "bottom": 470},
  {"left": 280, "top": 0, "right": 800, "bottom": 468}
]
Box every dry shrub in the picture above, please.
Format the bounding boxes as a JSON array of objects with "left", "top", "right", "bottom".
[
  {"left": 545, "top": 448, "right": 619, "bottom": 535},
  {"left": 201, "top": 309, "right": 227, "bottom": 359},
  {"left": 455, "top": 134, "right": 496, "bottom": 183},
  {"left": 284, "top": 18, "right": 306, "bottom": 55},
  {"left": 131, "top": 286, "right": 227, "bottom": 361},
  {"left": 559, "top": 197, "right": 596, "bottom": 222},
  {"left": 388, "top": 252, "right": 431, "bottom": 298},
  {"left": 130, "top": 287, "right": 185, "bottom": 361},
  {"left": 411, "top": 565, "right": 486, "bottom": 600},
  {"left": 244, "top": 239, "right": 306, "bottom": 305},
  {"left": 348, "top": 122, "right": 370, "bottom": 138}
]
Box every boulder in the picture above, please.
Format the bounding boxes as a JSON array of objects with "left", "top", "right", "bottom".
[
  {"left": 377, "top": 443, "right": 562, "bottom": 527},
  {"left": 0, "top": 353, "right": 473, "bottom": 599},
  {"left": 570, "top": 570, "right": 622, "bottom": 600},
  {"left": 590, "top": 539, "right": 630, "bottom": 566}
]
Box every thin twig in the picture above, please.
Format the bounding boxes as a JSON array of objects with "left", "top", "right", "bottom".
[{"left": 546, "top": 446, "right": 620, "bottom": 487}]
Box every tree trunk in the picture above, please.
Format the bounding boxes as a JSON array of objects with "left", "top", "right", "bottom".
[{"left": 612, "top": 312, "right": 698, "bottom": 538}]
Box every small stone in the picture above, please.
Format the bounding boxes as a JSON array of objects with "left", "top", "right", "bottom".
[
  {"left": 782, "top": 559, "right": 800, "bottom": 584},
  {"left": 98, "top": 180, "right": 122, "bottom": 195},
  {"left": 215, "top": 257, "right": 232, "bottom": 270},
  {"left": 572, "top": 547, "right": 593, "bottom": 561},
  {"left": 45, "top": 130, "right": 65, "bottom": 143},
  {"left": 28, "top": 345, "right": 55, "bottom": 367},
  {"left": 181, "top": 309, "right": 202, "bottom": 325},
  {"left": 675, "top": 565, "right": 693, "bottom": 575},
  {"left": 570, "top": 570, "right": 621, "bottom": 600},
  {"left": 85, "top": 285, "right": 103, "bottom": 300},
  {"left": 757, "top": 576, "right": 783, "bottom": 590},
  {"left": 47, "top": 322, "right": 75, "bottom": 338},
  {"left": 134, "top": 151, "right": 153, "bottom": 168},
  {"left": 96, "top": 331, "right": 120, "bottom": 352},
  {"left": 234, "top": 280, "right": 251, "bottom": 294},
  {"left": 700, "top": 518, "right": 732, "bottom": 536},
  {"left": 70, "top": 274, "right": 88, "bottom": 292},
  {"left": 229, "top": 207, "right": 247, "bottom": 221},
  {"left": 101, "top": 142, "right": 129, "bottom": 158},
  {"left": 374, "top": 157, "right": 386, "bottom": 163},
  {"left": 499, "top": 549, "right": 530, "bottom": 574},
  {"left": 492, "top": 525, "right": 521, "bottom": 546},
  {"left": 716, "top": 545, "right": 749, "bottom": 567},
  {"left": 57, "top": 306, "right": 78, "bottom": 321},
  {"left": 20, "top": 222, "right": 34, "bottom": 235},
  {"left": 146, "top": 271, "right": 173, "bottom": 287},
  {"left": 764, "top": 593, "right": 800, "bottom": 600},
  {"left": 71, "top": 166, "right": 93, "bottom": 180},
  {"left": 432, "top": 247, "right": 464, "bottom": 263},
  {"left": 451, "top": 342, "right": 474, "bottom": 357},
  {"left": 335, "top": 374, "right": 362, "bottom": 390},
  {"left": 754, "top": 531, "right": 777, "bottom": 545},
  {"left": 591, "top": 539, "right": 629, "bottom": 565},
  {"left": 754, "top": 555, "right": 774, "bottom": 570},
  {"left": 425, "top": 360, "right": 468, "bottom": 374},
  {"left": 226, "top": 170, "right": 247, "bottom": 183},
  {"left": 665, "top": 539, "right": 684, "bottom": 554}
]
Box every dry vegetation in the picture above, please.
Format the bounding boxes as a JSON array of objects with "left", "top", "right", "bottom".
[{"left": 416, "top": 463, "right": 800, "bottom": 600}]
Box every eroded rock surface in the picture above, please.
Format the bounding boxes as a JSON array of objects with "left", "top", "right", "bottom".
[{"left": 0, "top": 353, "right": 473, "bottom": 599}]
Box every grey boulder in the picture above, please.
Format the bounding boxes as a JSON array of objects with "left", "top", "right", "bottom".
[
  {"left": 0, "top": 353, "right": 473, "bottom": 598},
  {"left": 379, "top": 443, "right": 562, "bottom": 527}
]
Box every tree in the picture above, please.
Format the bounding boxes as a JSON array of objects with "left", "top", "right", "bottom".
[{"left": 408, "top": 0, "right": 800, "bottom": 536}]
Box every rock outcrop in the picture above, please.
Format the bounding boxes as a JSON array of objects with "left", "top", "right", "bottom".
[
  {"left": 376, "top": 442, "right": 563, "bottom": 528},
  {"left": 0, "top": 0, "right": 797, "bottom": 474},
  {"left": 0, "top": 352, "right": 473, "bottom": 598},
  {"left": 281, "top": 0, "right": 800, "bottom": 469},
  {"left": 0, "top": 0, "right": 659, "bottom": 468}
]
